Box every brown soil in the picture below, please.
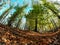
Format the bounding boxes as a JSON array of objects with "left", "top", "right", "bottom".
[{"left": 0, "top": 24, "right": 60, "bottom": 45}]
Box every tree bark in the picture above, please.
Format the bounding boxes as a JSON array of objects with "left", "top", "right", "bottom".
[{"left": 34, "top": 18, "right": 38, "bottom": 32}]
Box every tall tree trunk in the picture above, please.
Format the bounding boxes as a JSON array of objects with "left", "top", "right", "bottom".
[
  {"left": 34, "top": 18, "right": 38, "bottom": 32},
  {"left": 8, "top": 13, "right": 19, "bottom": 26},
  {"left": 16, "top": 18, "right": 21, "bottom": 28},
  {"left": 51, "top": 18, "right": 57, "bottom": 28},
  {"left": 51, "top": 18, "right": 57, "bottom": 32}
]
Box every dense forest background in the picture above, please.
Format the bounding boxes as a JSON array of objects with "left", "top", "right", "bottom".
[{"left": 0, "top": 0, "right": 60, "bottom": 33}]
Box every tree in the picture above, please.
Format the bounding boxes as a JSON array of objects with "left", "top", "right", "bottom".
[
  {"left": 0, "top": 0, "right": 28, "bottom": 29},
  {"left": 8, "top": 5, "right": 27, "bottom": 27},
  {"left": 0, "top": 0, "right": 60, "bottom": 33},
  {"left": 42, "top": 0, "right": 60, "bottom": 19},
  {"left": 0, "top": 6, "right": 13, "bottom": 20},
  {"left": 26, "top": 4, "right": 48, "bottom": 32},
  {"left": 26, "top": 0, "right": 60, "bottom": 32}
]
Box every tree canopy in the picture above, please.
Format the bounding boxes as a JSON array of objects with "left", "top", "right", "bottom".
[{"left": 0, "top": 0, "right": 60, "bottom": 33}]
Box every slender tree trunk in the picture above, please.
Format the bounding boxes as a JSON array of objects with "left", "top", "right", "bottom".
[
  {"left": 8, "top": 14, "right": 18, "bottom": 26},
  {"left": 34, "top": 18, "right": 38, "bottom": 32},
  {"left": 51, "top": 18, "right": 57, "bottom": 28},
  {"left": 28, "top": 25, "right": 30, "bottom": 30},
  {"left": 8, "top": 20, "right": 12, "bottom": 27},
  {"left": 51, "top": 18, "right": 57, "bottom": 32},
  {"left": 16, "top": 19, "right": 21, "bottom": 28}
]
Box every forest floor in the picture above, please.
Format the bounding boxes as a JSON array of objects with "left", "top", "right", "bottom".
[{"left": 0, "top": 24, "right": 60, "bottom": 45}]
